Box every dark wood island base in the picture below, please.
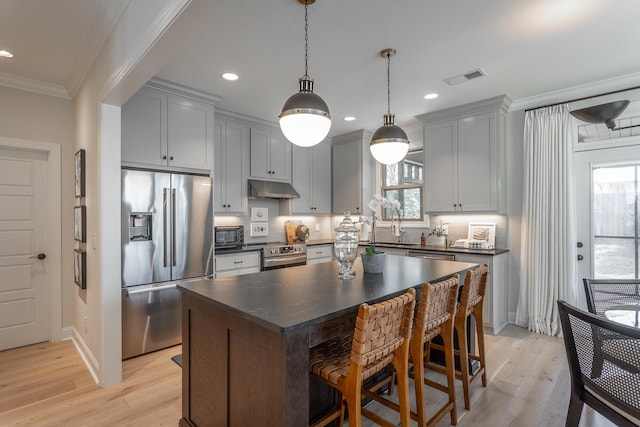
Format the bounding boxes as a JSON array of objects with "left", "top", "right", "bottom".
[{"left": 178, "top": 256, "right": 477, "bottom": 426}]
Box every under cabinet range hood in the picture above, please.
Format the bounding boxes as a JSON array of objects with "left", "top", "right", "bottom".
[{"left": 248, "top": 179, "right": 300, "bottom": 199}]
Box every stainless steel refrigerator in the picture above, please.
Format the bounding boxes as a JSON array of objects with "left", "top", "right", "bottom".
[{"left": 121, "top": 169, "right": 213, "bottom": 359}]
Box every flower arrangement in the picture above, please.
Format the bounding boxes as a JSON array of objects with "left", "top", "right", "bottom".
[
  {"left": 365, "top": 194, "right": 402, "bottom": 254},
  {"left": 427, "top": 221, "right": 448, "bottom": 237}
]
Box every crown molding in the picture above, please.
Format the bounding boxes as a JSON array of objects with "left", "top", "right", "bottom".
[
  {"left": 0, "top": 71, "right": 70, "bottom": 99},
  {"left": 147, "top": 77, "right": 223, "bottom": 105},
  {"left": 510, "top": 71, "right": 640, "bottom": 111}
]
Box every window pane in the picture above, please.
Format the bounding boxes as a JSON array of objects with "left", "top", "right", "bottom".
[
  {"left": 594, "top": 237, "right": 635, "bottom": 279},
  {"left": 593, "top": 166, "right": 636, "bottom": 236},
  {"left": 385, "top": 163, "right": 399, "bottom": 186},
  {"left": 382, "top": 188, "right": 422, "bottom": 220},
  {"left": 403, "top": 188, "right": 422, "bottom": 219}
]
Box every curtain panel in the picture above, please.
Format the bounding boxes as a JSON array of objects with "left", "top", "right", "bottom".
[{"left": 516, "top": 104, "right": 577, "bottom": 336}]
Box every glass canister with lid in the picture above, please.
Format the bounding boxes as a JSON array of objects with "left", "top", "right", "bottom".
[{"left": 334, "top": 211, "right": 360, "bottom": 278}]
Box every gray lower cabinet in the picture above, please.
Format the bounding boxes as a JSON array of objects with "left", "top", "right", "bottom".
[
  {"left": 122, "top": 85, "right": 214, "bottom": 171},
  {"left": 214, "top": 118, "right": 249, "bottom": 214},
  {"left": 307, "top": 244, "right": 333, "bottom": 264},
  {"left": 290, "top": 142, "right": 331, "bottom": 214},
  {"left": 455, "top": 252, "right": 508, "bottom": 335},
  {"left": 215, "top": 251, "right": 261, "bottom": 277}
]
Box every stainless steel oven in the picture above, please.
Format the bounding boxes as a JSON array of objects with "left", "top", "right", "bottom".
[{"left": 262, "top": 243, "right": 307, "bottom": 270}]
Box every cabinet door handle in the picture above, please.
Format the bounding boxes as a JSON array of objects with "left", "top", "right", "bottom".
[
  {"left": 170, "top": 156, "right": 174, "bottom": 161},
  {"left": 233, "top": 260, "right": 244, "bottom": 264},
  {"left": 162, "top": 155, "right": 167, "bottom": 160}
]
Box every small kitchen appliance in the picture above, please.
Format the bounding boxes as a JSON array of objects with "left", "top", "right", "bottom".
[{"left": 214, "top": 225, "right": 245, "bottom": 249}]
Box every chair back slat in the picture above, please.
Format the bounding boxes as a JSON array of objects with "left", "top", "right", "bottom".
[
  {"left": 415, "top": 275, "right": 459, "bottom": 338},
  {"left": 350, "top": 288, "right": 416, "bottom": 367},
  {"left": 583, "top": 279, "right": 640, "bottom": 315},
  {"left": 459, "top": 264, "right": 489, "bottom": 314}
]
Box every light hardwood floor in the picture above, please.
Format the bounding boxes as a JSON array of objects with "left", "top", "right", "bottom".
[{"left": 0, "top": 324, "right": 613, "bottom": 426}]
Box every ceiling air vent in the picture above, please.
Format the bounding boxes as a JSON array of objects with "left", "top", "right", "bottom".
[{"left": 444, "top": 68, "right": 487, "bottom": 86}]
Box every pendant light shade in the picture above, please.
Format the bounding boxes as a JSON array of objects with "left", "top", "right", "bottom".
[
  {"left": 370, "top": 48, "right": 409, "bottom": 165},
  {"left": 279, "top": 0, "right": 331, "bottom": 148}
]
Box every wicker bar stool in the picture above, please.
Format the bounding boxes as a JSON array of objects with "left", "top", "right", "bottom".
[
  {"left": 429, "top": 264, "right": 489, "bottom": 410},
  {"left": 363, "top": 275, "right": 460, "bottom": 426},
  {"left": 309, "top": 288, "right": 416, "bottom": 427}
]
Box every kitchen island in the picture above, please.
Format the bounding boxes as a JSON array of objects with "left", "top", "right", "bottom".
[{"left": 177, "top": 255, "right": 477, "bottom": 426}]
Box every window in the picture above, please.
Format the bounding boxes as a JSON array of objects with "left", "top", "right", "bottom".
[
  {"left": 593, "top": 164, "right": 640, "bottom": 278},
  {"left": 381, "top": 150, "right": 423, "bottom": 221}
]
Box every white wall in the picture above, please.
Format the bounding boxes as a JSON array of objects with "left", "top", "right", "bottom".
[
  {"left": 73, "top": 0, "right": 224, "bottom": 386},
  {"left": 0, "top": 86, "right": 76, "bottom": 329}
]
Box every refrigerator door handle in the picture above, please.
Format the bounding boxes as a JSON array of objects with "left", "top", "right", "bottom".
[
  {"left": 124, "top": 283, "right": 177, "bottom": 296},
  {"left": 172, "top": 188, "right": 177, "bottom": 267},
  {"left": 163, "top": 188, "right": 169, "bottom": 268}
]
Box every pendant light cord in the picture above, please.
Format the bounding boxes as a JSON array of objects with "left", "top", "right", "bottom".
[
  {"left": 386, "top": 51, "right": 391, "bottom": 116},
  {"left": 304, "top": 1, "right": 309, "bottom": 79}
]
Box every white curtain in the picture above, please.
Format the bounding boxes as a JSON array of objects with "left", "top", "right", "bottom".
[{"left": 516, "top": 104, "right": 577, "bottom": 336}]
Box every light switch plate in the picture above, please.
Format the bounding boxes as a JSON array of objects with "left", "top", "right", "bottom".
[
  {"left": 250, "top": 222, "right": 269, "bottom": 237},
  {"left": 251, "top": 207, "right": 268, "bottom": 222}
]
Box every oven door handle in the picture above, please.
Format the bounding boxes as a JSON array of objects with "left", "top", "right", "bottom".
[{"left": 263, "top": 255, "right": 307, "bottom": 265}]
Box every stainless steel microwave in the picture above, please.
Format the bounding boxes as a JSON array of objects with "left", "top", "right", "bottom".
[{"left": 214, "top": 225, "right": 244, "bottom": 249}]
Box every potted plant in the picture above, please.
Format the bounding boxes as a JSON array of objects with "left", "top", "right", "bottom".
[
  {"left": 427, "top": 221, "right": 448, "bottom": 246},
  {"left": 361, "top": 194, "right": 401, "bottom": 273}
]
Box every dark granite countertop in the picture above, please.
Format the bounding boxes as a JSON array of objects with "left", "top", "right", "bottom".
[{"left": 177, "top": 255, "right": 477, "bottom": 334}]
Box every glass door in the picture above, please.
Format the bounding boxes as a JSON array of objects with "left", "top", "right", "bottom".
[{"left": 575, "top": 144, "right": 640, "bottom": 305}]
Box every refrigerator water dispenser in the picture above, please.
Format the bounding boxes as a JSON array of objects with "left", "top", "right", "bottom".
[{"left": 129, "top": 212, "right": 152, "bottom": 241}]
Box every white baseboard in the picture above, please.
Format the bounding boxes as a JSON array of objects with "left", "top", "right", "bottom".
[{"left": 64, "top": 326, "right": 100, "bottom": 384}]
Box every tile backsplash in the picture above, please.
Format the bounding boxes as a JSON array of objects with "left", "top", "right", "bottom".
[{"left": 215, "top": 199, "right": 508, "bottom": 249}]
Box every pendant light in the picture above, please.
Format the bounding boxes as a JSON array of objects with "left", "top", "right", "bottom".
[
  {"left": 279, "top": 0, "right": 331, "bottom": 148},
  {"left": 370, "top": 48, "right": 409, "bottom": 165}
]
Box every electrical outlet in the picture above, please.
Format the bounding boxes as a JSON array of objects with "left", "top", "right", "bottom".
[
  {"left": 250, "top": 222, "right": 269, "bottom": 237},
  {"left": 83, "top": 316, "right": 87, "bottom": 333},
  {"left": 315, "top": 224, "right": 320, "bottom": 232}
]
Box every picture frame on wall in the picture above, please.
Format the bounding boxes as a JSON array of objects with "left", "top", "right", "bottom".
[
  {"left": 74, "top": 149, "right": 85, "bottom": 198},
  {"left": 74, "top": 206, "right": 86, "bottom": 242},
  {"left": 74, "top": 249, "right": 86, "bottom": 289}
]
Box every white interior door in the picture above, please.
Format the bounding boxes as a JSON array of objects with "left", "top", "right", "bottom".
[
  {"left": 0, "top": 147, "right": 50, "bottom": 350},
  {"left": 575, "top": 143, "right": 640, "bottom": 305}
]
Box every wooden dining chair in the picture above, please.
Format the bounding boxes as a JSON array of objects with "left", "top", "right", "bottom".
[
  {"left": 309, "top": 288, "right": 416, "bottom": 427},
  {"left": 557, "top": 300, "right": 640, "bottom": 427},
  {"left": 363, "top": 275, "right": 460, "bottom": 426}
]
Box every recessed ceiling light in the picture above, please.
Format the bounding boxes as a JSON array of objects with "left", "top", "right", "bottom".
[
  {"left": 343, "top": 116, "right": 356, "bottom": 122},
  {"left": 221, "top": 72, "right": 238, "bottom": 81},
  {"left": 424, "top": 93, "right": 439, "bottom": 100},
  {"left": 0, "top": 50, "right": 14, "bottom": 58}
]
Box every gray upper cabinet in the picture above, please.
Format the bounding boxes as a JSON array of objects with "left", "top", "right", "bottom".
[
  {"left": 122, "top": 85, "right": 214, "bottom": 171},
  {"left": 290, "top": 142, "right": 331, "bottom": 214},
  {"left": 331, "top": 130, "right": 375, "bottom": 215},
  {"left": 214, "top": 118, "right": 249, "bottom": 214},
  {"left": 417, "top": 95, "right": 511, "bottom": 213},
  {"left": 250, "top": 126, "right": 291, "bottom": 182}
]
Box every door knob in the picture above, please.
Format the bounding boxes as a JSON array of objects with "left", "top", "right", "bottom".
[
  {"left": 30, "top": 253, "right": 46, "bottom": 260},
  {"left": 577, "top": 254, "right": 584, "bottom": 261},
  {"left": 577, "top": 242, "right": 583, "bottom": 248}
]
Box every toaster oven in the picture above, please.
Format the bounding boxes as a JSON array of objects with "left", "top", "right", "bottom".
[{"left": 214, "top": 225, "right": 244, "bottom": 249}]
